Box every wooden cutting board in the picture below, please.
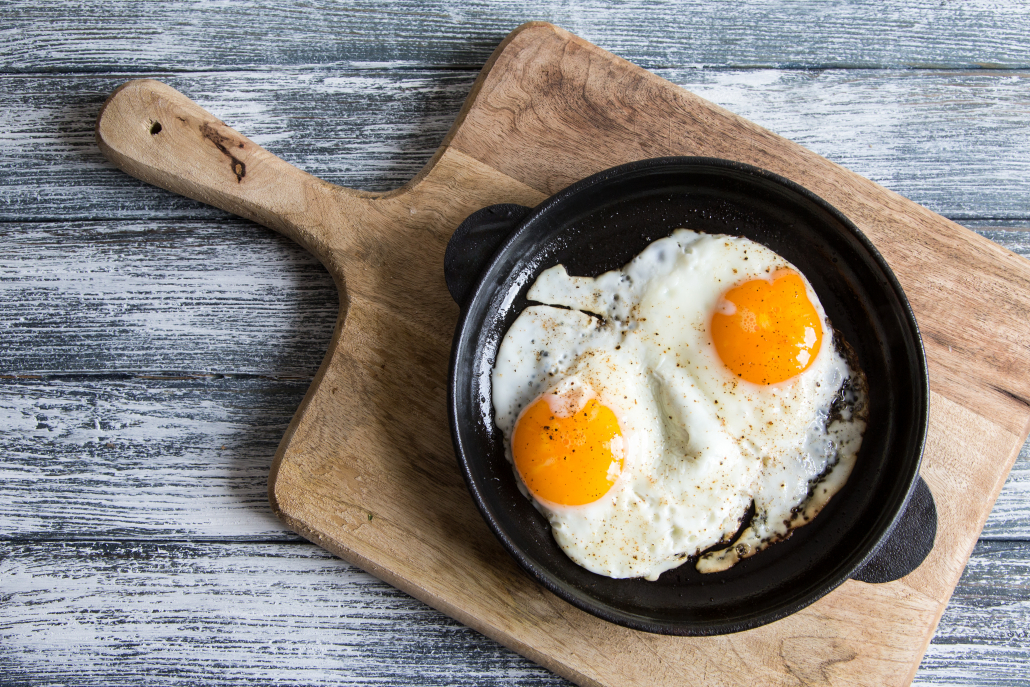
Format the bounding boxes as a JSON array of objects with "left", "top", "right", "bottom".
[{"left": 95, "top": 22, "right": 1030, "bottom": 687}]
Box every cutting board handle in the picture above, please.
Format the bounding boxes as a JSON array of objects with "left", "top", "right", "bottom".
[{"left": 95, "top": 79, "right": 368, "bottom": 264}]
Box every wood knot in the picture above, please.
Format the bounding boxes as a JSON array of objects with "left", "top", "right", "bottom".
[{"left": 200, "top": 121, "right": 247, "bottom": 183}]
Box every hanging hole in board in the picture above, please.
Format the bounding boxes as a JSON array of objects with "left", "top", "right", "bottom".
[{"left": 150, "top": 121, "right": 162, "bottom": 135}]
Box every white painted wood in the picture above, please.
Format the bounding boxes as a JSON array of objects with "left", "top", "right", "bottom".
[
  {"left": 3, "top": 222, "right": 1027, "bottom": 542},
  {"left": 4, "top": 0, "right": 1030, "bottom": 71},
  {"left": 0, "top": 542, "right": 570, "bottom": 686},
  {"left": 3, "top": 1, "right": 1029, "bottom": 683},
  {"left": 916, "top": 541, "right": 1030, "bottom": 684},
  {"left": 0, "top": 376, "right": 305, "bottom": 540},
  {"left": 1, "top": 69, "right": 1028, "bottom": 220},
  {"left": 2, "top": 541, "right": 1027, "bottom": 686},
  {"left": 2, "top": 223, "right": 1026, "bottom": 377},
  {"left": 4, "top": 220, "right": 1025, "bottom": 543},
  {"left": 0, "top": 220, "right": 337, "bottom": 375}
]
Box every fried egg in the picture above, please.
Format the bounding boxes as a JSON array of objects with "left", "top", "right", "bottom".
[{"left": 491, "top": 229, "right": 868, "bottom": 580}]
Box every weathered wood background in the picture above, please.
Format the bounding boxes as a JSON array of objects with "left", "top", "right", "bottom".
[{"left": 2, "top": 2, "right": 1029, "bottom": 684}]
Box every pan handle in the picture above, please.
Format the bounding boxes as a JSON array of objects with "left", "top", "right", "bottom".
[
  {"left": 445, "top": 203, "right": 532, "bottom": 305},
  {"left": 96, "top": 79, "right": 372, "bottom": 267},
  {"left": 850, "top": 477, "right": 937, "bottom": 583}
]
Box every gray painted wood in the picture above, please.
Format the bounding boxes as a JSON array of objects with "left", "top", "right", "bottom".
[
  {"left": 979, "top": 423, "right": 1030, "bottom": 540},
  {"left": 2, "top": 70, "right": 1029, "bottom": 220},
  {"left": 2, "top": 540, "right": 1027, "bottom": 686},
  {"left": 0, "top": 375, "right": 307, "bottom": 541},
  {"left": 0, "top": 220, "right": 338, "bottom": 375},
  {"left": 0, "top": 541, "right": 571, "bottom": 686},
  {"left": 917, "top": 541, "right": 1030, "bottom": 685},
  {"left": 3, "top": 1, "right": 1030, "bottom": 683},
  {"left": 4, "top": 0, "right": 1030, "bottom": 71}
]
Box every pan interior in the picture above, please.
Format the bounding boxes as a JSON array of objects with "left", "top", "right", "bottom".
[{"left": 450, "top": 160, "right": 926, "bottom": 635}]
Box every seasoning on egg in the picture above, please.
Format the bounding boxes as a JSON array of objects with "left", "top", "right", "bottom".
[{"left": 491, "top": 229, "right": 868, "bottom": 580}]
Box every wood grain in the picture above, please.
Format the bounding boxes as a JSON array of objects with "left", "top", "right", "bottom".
[
  {"left": 0, "top": 377, "right": 1027, "bottom": 542},
  {"left": 0, "top": 541, "right": 569, "bottom": 687},
  {"left": 0, "top": 375, "right": 307, "bottom": 540},
  {"left": 0, "top": 219, "right": 1024, "bottom": 379},
  {"left": 0, "top": 220, "right": 337, "bottom": 375},
  {"left": 86, "top": 22, "right": 1030, "bottom": 687},
  {"left": 2, "top": 540, "right": 1027, "bottom": 687},
  {"left": 4, "top": 70, "right": 1029, "bottom": 221},
  {"left": 5, "top": 0, "right": 1030, "bottom": 71}
]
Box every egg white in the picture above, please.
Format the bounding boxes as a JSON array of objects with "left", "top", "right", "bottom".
[{"left": 491, "top": 229, "right": 868, "bottom": 579}]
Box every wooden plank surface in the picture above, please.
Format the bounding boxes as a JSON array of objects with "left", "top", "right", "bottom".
[
  {"left": 0, "top": 220, "right": 338, "bottom": 375},
  {"left": 0, "top": 375, "right": 307, "bottom": 540},
  {"left": 5, "top": 0, "right": 1030, "bottom": 70},
  {"left": 3, "top": 70, "right": 1029, "bottom": 220},
  {"left": 2, "top": 2, "right": 1029, "bottom": 685},
  {"left": 3, "top": 539, "right": 1029, "bottom": 687}
]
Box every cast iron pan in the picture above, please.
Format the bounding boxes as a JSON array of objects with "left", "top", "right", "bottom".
[{"left": 445, "top": 157, "right": 934, "bottom": 635}]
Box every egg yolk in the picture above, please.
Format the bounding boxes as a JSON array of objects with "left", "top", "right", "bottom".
[
  {"left": 711, "top": 270, "right": 823, "bottom": 385},
  {"left": 512, "top": 397, "right": 624, "bottom": 506}
]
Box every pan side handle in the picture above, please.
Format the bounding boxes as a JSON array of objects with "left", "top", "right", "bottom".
[
  {"left": 96, "top": 79, "right": 369, "bottom": 267},
  {"left": 445, "top": 203, "right": 533, "bottom": 306}
]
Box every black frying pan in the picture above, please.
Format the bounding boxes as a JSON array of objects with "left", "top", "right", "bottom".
[{"left": 445, "top": 157, "right": 934, "bottom": 635}]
